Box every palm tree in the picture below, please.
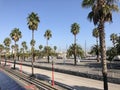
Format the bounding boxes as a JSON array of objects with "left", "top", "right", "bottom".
[
  {"left": 71, "top": 23, "right": 80, "bottom": 65},
  {"left": 110, "top": 33, "right": 118, "bottom": 47},
  {"left": 53, "top": 46, "right": 57, "bottom": 57},
  {"left": 30, "top": 39, "right": 36, "bottom": 47},
  {"left": 44, "top": 30, "right": 52, "bottom": 63},
  {"left": 3, "top": 37, "right": 11, "bottom": 66},
  {"left": 90, "top": 45, "right": 100, "bottom": 57},
  {"left": 0, "top": 44, "right": 4, "bottom": 64},
  {"left": 39, "top": 45, "right": 43, "bottom": 58},
  {"left": 27, "top": 12, "right": 40, "bottom": 76},
  {"left": 92, "top": 28, "right": 100, "bottom": 62},
  {"left": 11, "top": 45, "right": 15, "bottom": 59},
  {"left": 116, "top": 35, "right": 120, "bottom": 54},
  {"left": 21, "top": 41, "right": 27, "bottom": 61},
  {"left": 15, "top": 44, "right": 20, "bottom": 61},
  {"left": 53, "top": 46, "right": 57, "bottom": 51},
  {"left": 82, "top": 0, "right": 119, "bottom": 90},
  {"left": 39, "top": 45, "right": 43, "bottom": 51},
  {"left": 10, "top": 28, "right": 22, "bottom": 69},
  {"left": 67, "top": 44, "right": 84, "bottom": 60},
  {"left": 30, "top": 39, "right": 36, "bottom": 61}
]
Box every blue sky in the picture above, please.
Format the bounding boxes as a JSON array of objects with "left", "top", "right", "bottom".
[{"left": 0, "top": 0, "right": 120, "bottom": 51}]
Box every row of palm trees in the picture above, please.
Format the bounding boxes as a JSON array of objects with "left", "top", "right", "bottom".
[
  {"left": 107, "top": 33, "right": 120, "bottom": 61},
  {"left": 82, "top": 0, "right": 119, "bottom": 90},
  {"left": 90, "top": 32, "right": 120, "bottom": 61},
  {"left": 0, "top": 0, "right": 119, "bottom": 89},
  {"left": 0, "top": 12, "right": 61, "bottom": 76}
]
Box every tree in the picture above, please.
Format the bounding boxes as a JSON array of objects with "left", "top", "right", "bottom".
[
  {"left": 110, "top": 33, "right": 118, "bottom": 47},
  {"left": 90, "top": 45, "right": 100, "bottom": 57},
  {"left": 15, "top": 44, "right": 20, "bottom": 61},
  {"left": 21, "top": 41, "right": 27, "bottom": 61},
  {"left": 67, "top": 44, "right": 84, "bottom": 62},
  {"left": 27, "top": 12, "right": 40, "bottom": 76},
  {"left": 116, "top": 35, "right": 120, "bottom": 54},
  {"left": 53, "top": 46, "right": 57, "bottom": 51},
  {"left": 3, "top": 37, "right": 11, "bottom": 66},
  {"left": 10, "top": 28, "right": 22, "bottom": 69},
  {"left": 71, "top": 23, "right": 80, "bottom": 65},
  {"left": 106, "top": 47, "right": 117, "bottom": 62},
  {"left": 30, "top": 39, "right": 36, "bottom": 47},
  {"left": 39, "top": 45, "right": 43, "bottom": 58},
  {"left": 39, "top": 45, "right": 43, "bottom": 51},
  {"left": 82, "top": 0, "right": 119, "bottom": 90},
  {"left": 92, "top": 28, "right": 100, "bottom": 62},
  {"left": 11, "top": 45, "right": 15, "bottom": 59},
  {"left": 53, "top": 46, "right": 57, "bottom": 56},
  {"left": 30, "top": 39, "right": 36, "bottom": 61},
  {"left": 44, "top": 30, "right": 52, "bottom": 63},
  {"left": 0, "top": 44, "right": 4, "bottom": 64}
]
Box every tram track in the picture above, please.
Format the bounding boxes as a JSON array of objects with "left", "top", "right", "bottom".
[{"left": 0, "top": 66, "right": 58, "bottom": 90}]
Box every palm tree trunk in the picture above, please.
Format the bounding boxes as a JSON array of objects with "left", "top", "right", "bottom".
[
  {"left": 0, "top": 54, "right": 1, "bottom": 64},
  {"left": 99, "top": 21, "right": 108, "bottom": 90},
  {"left": 47, "top": 39, "right": 49, "bottom": 63},
  {"left": 31, "top": 30, "right": 34, "bottom": 76},
  {"left": 4, "top": 53, "right": 7, "bottom": 66},
  {"left": 13, "top": 41, "right": 16, "bottom": 69},
  {"left": 23, "top": 49, "right": 25, "bottom": 61},
  {"left": 74, "top": 35, "right": 77, "bottom": 65},
  {"left": 96, "top": 38, "right": 100, "bottom": 62}
]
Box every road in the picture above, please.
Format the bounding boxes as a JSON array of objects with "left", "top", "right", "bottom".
[{"left": 10, "top": 63, "right": 120, "bottom": 90}]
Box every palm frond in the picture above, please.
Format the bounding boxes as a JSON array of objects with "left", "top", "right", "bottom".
[
  {"left": 87, "top": 11, "right": 94, "bottom": 22},
  {"left": 82, "top": 0, "right": 95, "bottom": 8}
]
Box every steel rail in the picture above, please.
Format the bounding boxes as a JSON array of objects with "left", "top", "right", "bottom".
[{"left": 1, "top": 66, "right": 58, "bottom": 90}]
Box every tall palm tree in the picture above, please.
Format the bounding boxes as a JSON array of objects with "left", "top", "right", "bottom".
[
  {"left": 44, "top": 30, "right": 52, "bottom": 63},
  {"left": 21, "top": 41, "right": 27, "bottom": 61},
  {"left": 39, "top": 45, "right": 43, "bottom": 51},
  {"left": 71, "top": 23, "right": 80, "bottom": 65},
  {"left": 0, "top": 44, "right": 4, "bottom": 64},
  {"left": 39, "top": 45, "right": 43, "bottom": 58},
  {"left": 11, "top": 45, "right": 15, "bottom": 59},
  {"left": 10, "top": 28, "right": 22, "bottom": 69},
  {"left": 67, "top": 44, "right": 84, "bottom": 59},
  {"left": 53, "top": 46, "right": 57, "bottom": 51},
  {"left": 53, "top": 46, "right": 57, "bottom": 56},
  {"left": 90, "top": 45, "right": 100, "bottom": 57},
  {"left": 27, "top": 12, "right": 40, "bottom": 76},
  {"left": 92, "top": 28, "right": 100, "bottom": 62},
  {"left": 30, "top": 39, "right": 36, "bottom": 61},
  {"left": 116, "top": 35, "right": 120, "bottom": 54},
  {"left": 82, "top": 0, "right": 119, "bottom": 90},
  {"left": 15, "top": 44, "right": 20, "bottom": 61},
  {"left": 3, "top": 37, "right": 11, "bottom": 66},
  {"left": 30, "top": 39, "right": 36, "bottom": 47},
  {"left": 110, "top": 33, "right": 118, "bottom": 47}
]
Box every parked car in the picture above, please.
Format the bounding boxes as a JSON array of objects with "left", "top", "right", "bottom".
[{"left": 113, "top": 55, "right": 120, "bottom": 61}]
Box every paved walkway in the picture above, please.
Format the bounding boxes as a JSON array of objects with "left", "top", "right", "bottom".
[{"left": 13, "top": 63, "right": 120, "bottom": 90}]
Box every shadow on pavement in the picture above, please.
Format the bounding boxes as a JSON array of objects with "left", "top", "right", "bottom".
[
  {"left": 73, "top": 85, "right": 102, "bottom": 90},
  {"left": 34, "top": 73, "right": 51, "bottom": 82}
]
